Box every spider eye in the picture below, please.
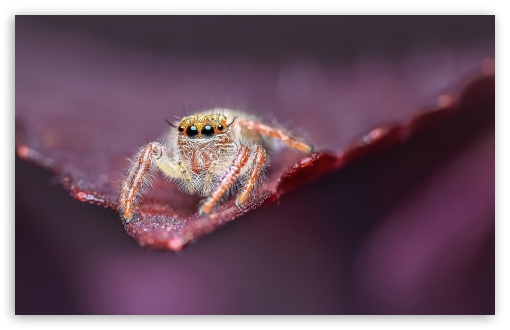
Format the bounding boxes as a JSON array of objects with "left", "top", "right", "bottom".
[
  {"left": 186, "top": 126, "right": 199, "bottom": 137},
  {"left": 217, "top": 124, "right": 224, "bottom": 131},
  {"left": 178, "top": 126, "right": 184, "bottom": 132},
  {"left": 202, "top": 125, "right": 214, "bottom": 137}
]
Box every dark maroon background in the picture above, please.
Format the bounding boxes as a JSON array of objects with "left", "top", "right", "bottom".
[{"left": 15, "top": 16, "right": 494, "bottom": 314}]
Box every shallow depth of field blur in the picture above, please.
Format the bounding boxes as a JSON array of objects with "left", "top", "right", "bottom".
[{"left": 15, "top": 16, "right": 494, "bottom": 314}]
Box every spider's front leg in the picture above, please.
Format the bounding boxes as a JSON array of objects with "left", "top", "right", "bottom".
[
  {"left": 119, "top": 142, "right": 161, "bottom": 220},
  {"left": 119, "top": 142, "right": 192, "bottom": 221},
  {"left": 199, "top": 145, "right": 251, "bottom": 215},
  {"left": 202, "top": 147, "right": 233, "bottom": 195}
]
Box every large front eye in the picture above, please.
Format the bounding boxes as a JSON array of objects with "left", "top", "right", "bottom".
[
  {"left": 201, "top": 125, "right": 214, "bottom": 137},
  {"left": 186, "top": 126, "right": 199, "bottom": 137}
]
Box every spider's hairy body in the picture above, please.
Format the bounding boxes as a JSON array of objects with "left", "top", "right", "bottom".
[{"left": 119, "top": 109, "right": 313, "bottom": 221}]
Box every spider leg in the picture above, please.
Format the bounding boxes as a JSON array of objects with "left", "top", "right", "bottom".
[
  {"left": 202, "top": 146, "right": 234, "bottom": 195},
  {"left": 119, "top": 142, "right": 191, "bottom": 221},
  {"left": 236, "top": 145, "right": 267, "bottom": 206},
  {"left": 236, "top": 118, "right": 313, "bottom": 153},
  {"left": 119, "top": 142, "right": 162, "bottom": 220},
  {"left": 199, "top": 144, "right": 251, "bottom": 214}
]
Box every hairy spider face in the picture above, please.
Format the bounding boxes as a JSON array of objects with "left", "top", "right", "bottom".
[{"left": 177, "top": 113, "right": 228, "bottom": 139}]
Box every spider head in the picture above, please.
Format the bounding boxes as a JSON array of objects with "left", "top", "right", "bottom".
[{"left": 177, "top": 113, "right": 229, "bottom": 139}]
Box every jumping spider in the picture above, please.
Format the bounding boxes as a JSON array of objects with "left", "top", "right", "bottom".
[{"left": 119, "top": 109, "right": 313, "bottom": 221}]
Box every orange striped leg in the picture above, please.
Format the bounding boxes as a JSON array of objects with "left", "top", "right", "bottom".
[
  {"left": 199, "top": 145, "right": 251, "bottom": 215},
  {"left": 236, "top": 119, "right": 313, "bottom": 153},
  {"left": 236, "top": 145, "right": 266, "bottom": 206},
  {"left": 119, "top": 142, "right": 162, "bottom": 221}
]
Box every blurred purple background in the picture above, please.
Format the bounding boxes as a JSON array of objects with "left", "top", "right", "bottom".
[{"left": 15, "top": 16, "right": 494, "bottom": 314}]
